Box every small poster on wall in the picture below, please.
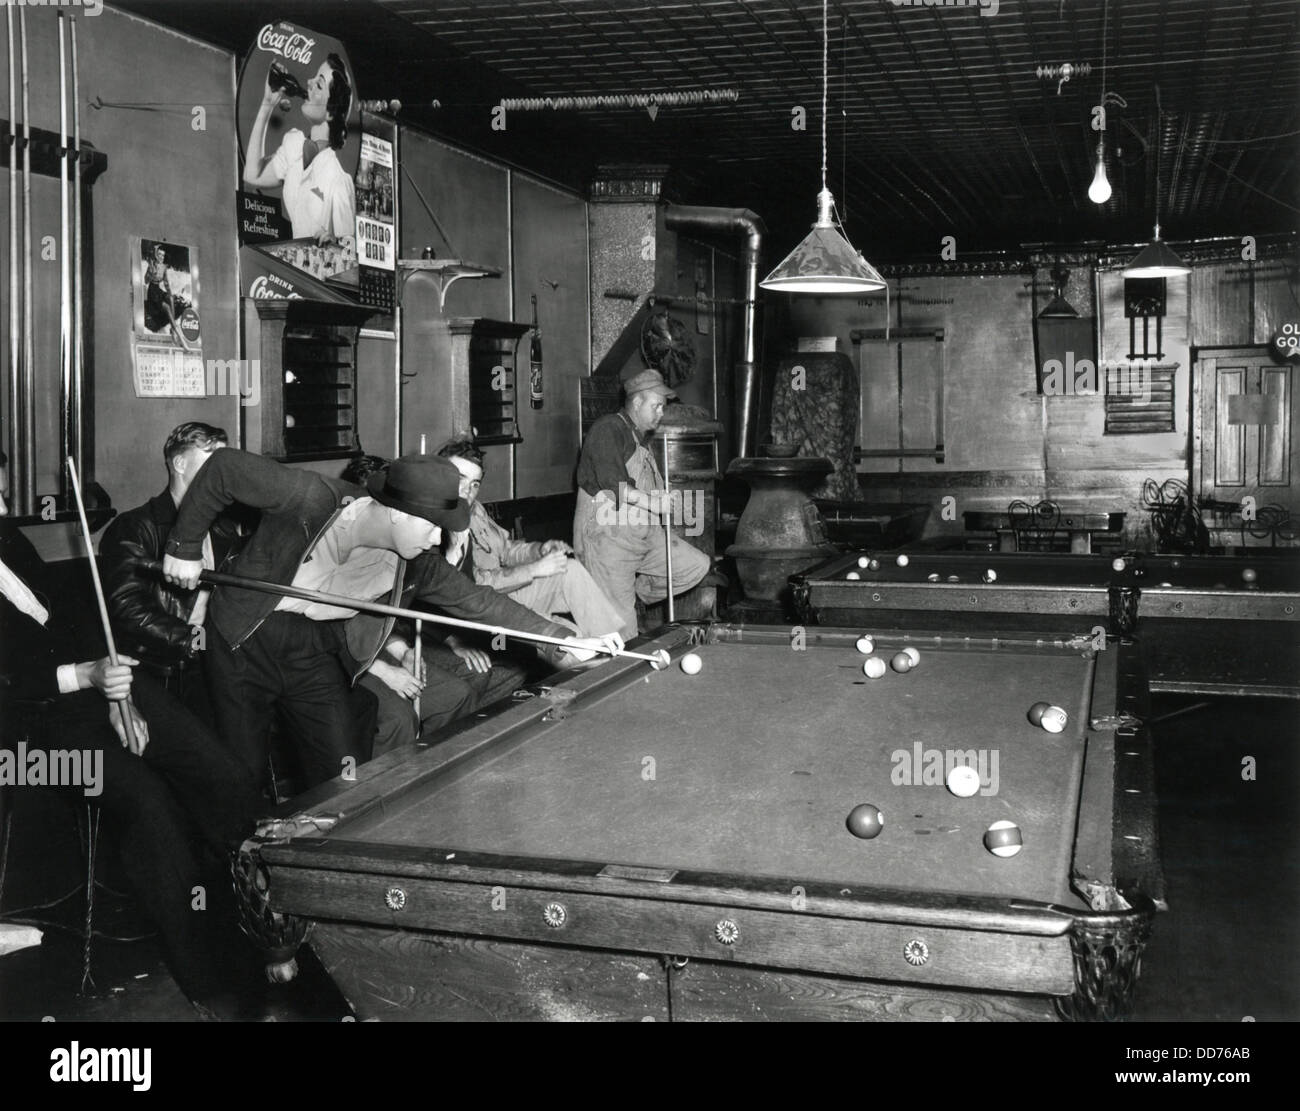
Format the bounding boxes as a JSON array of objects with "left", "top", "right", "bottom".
[{"left": 131, "top": 236, "right": 205, "bottom": 397}]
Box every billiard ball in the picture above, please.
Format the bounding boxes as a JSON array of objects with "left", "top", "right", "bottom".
[
  {"left": 1027, "top": 701, "right": 1051, "bottom": 726},
  {"left": 1242, "top": 568, "right": 1258, "bottom": 584},
  {"left": 902, "top": 646, "right": 920, "bottom": 666},
  {"left": 1039, "top": 706, "right": 1068, "bottom": 733},
  {"left": 649, "top": 650, "right": 671, "bottom": 670},
  {"left": 862, "top": 657, "right": 887, "bottom": 679},
  {"left": 868, "top": 559, "right": 881, "bottom": 572},
  {"left": 1112, "top": 558, "right": 1126, "bottom": 572},
  {"left": 1159, "top": 582, "right": 1173, "bottom": 588},
  {"left": 946, "top": 765, "right": 980, "bottom": 797},
  {"left": 927, "top": 572, "right": 941, "bottom": 582},
  {"left": 946, "top": 574, "right": 960, "bottom": 583},
  {"left": 846, "top": 571, "right": 861, "bottom": 580},
  {"left": 858, "top": 555, "right": 871, "bottom": 569},
  {"left": 890, "top": 651, "right": 912, "bottom": 673},
  {"left": 896, "top": 554, "right": 910, "bottom": 567},
  {"left": 984, "top": 820, "right": 1023, "bottom": 857},
  {"left": 680, "top": 652, "right": 703, "bottom": 676},
  {"left": 982, "top": 569, "right": 997, "bottom": 583},
  {"left": 847, "top": 803, "right": 884, "bottom": 839},
  {"left": 856, "top": 635, "right": 876, "bottom": 654}
]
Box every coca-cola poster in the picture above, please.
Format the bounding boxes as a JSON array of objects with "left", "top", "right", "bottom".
[
  {"left": 236, "top": 21, "right": 361, "bottom": 255},
  {"left": 130, "top": 236, "right": 205, "bottom": 398}
]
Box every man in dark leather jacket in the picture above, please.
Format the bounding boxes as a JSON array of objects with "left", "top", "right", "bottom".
[{"left": 100, "top": 423, "right": 244, "bottom": 722}]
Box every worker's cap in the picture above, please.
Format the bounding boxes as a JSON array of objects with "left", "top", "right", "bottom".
[
  {"left": 367, "top": 454, "right": 471, "bottom": 531},
  {"left": 624, "top": 369, "right": 677, "bottom": 400}
]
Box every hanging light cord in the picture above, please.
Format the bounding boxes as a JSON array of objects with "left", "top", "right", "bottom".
[
  {"left": 1153, "top": 82, "right": 1163, "bottom": 236},
  {"left": 820, "top": 0, "right": 828, "bottom": 194}
]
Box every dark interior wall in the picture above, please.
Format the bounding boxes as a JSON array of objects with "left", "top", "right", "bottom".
[{"left": 2, "top": 6, "right": 239, "bottom": 559}]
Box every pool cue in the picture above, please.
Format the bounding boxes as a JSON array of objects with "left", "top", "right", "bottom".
[
  {"left": 58, "top": 12, "right": 71, "bottom": 504},
  {"left": 19, "top": 7, "right": 33, "bottom": 516},
  {"left": 661, "top": 435, "right": 674, "bottom": 623},
  {"left": 68, "top": 458, "right": 142, "bottom": 752},
  {"left": 6, "top": 2, "right": 18, "bottom": 504},
  {"left": 70, "top": 14, "right": 83, "bottom": 485},
  {"left": 136, "top": 560, "right": 668, "bottom": 666},
  {"left": 412, "top": 618, "right": 422, "bottom": 719}
]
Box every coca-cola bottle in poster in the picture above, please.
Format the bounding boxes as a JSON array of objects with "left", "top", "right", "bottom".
[{"left": 235, "top": 21, "right": 361, "bottom": 264}]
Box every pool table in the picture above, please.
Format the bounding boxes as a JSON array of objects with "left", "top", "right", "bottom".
[
  {"left": 792, "top": 551, "right": 1300, "bottom": 698},
  {"left": 236, "top": 623, "right": 1162, "bottom": 1022}
]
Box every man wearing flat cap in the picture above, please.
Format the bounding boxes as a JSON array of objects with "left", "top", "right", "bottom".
[
  {"left": 574, "top": 369, "right": 712, "bottom": 641},
  {"left": 163, "top": 449, "right": 619, "bottom": 789}
]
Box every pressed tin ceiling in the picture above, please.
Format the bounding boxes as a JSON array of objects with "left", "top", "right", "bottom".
[{"left": 118, "top": 0, "right": 1298, "bottom": 256}]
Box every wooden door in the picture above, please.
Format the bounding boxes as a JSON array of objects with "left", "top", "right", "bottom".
[{"left": 1193, "top": 345, "right": 1298, "bottom": 546}]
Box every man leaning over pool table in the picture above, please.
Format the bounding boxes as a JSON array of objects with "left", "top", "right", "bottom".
[{"left": 161, "top": 450, "right": 623, "bottom": 787}]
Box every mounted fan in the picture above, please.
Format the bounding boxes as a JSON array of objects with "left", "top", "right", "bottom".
[{"left": 640, "top": 308, "right": 696, "bottom": 388}]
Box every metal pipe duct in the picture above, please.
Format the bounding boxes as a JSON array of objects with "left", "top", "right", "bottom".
[{"left": 663, "top": 205, "right": 765, "bottom": 459}]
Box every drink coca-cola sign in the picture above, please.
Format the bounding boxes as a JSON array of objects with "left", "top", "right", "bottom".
[
  {"left": 248, "top": 275, "right": 302, "bottom": 301},
  {"left": 256, "top": 23, "right": 317, "bottom": 66}
]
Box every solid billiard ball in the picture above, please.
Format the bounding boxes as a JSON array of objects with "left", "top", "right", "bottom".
[
  {"left": 862, "top": 657, "right": 887, "bottom": 679},
  {"left": 902, "top": 646, "right": 920, "bottom": 666},
  {"left": 946, "top": 765, "right": 980, "bottom": 797},
  {"left": 982, "top": 569, "right": 997, "bottom": 583},
  {"left": 868, "top": 559, "right": 881, "bottom": 572},
  {"left": 846, "top": 571, "right": 861, "bottom": 580},
  {"left": 1027, "top": 701, "right": 1051, "bottom": 726},
  {"left": 984, "top": 820, "right": 1023, "bottom": 857},
  {"left": 1040, "top": 706, "right": 1068, "bottom": 733},
  {"left": 927, "top": 573, "right": 941, "bottom": 582},
  {"left": 896, "top": 554, "right": 910, "bottom": 567},
  {"left": 847, "top": 803, "right": 884, "bottom": 839},
  {"left": 679, "top": 652, "right": 703, "bottom": 676},
  {"left": 1112, "top": 558, "right": 1126, "bottom": 572},
  {"left": 856, "top": 635, "right": 876, "bottom": 655},
  {"left": 858, "top": 555, "right": 871, "bottom": 569},
  {"left": 890, "top": 652, "right": 912, "bottom": 673},
  {"left": 649, "top": 650, "right": 671, "bottom": 670},
  {"left": 1242, "top": 568, "right": 1258, "bottom": 584}
]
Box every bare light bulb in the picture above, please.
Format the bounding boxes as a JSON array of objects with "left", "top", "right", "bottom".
[{"left": 1087, "top": 140, "right": 1112, "bottom": 204}]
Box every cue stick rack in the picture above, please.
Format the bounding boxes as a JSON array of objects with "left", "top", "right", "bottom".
[{"left": 0, "top": 116, "right": 109, "bottom": 526}]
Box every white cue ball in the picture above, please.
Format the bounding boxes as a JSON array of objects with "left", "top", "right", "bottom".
[
  {"left": 946, "top": 765, "right": 981, "bottom": 798},
  {"left": 680, "top": 652, "right": 703, "bottom": 676},
  {"left": 984, "top": 820, "right": 1023, "bottom": 858},
  {"left": 1039, "top": 706, "right": 1068, "bottom": 733},
  {"left": 1112, "top": 558, "right": 1127, "bottom": 572},
  {"left": 846, "top": 571, "right": 861, "bottom": 580},
  {"left": 862, "top": 657, "right": 887, "bottom": 679},
  {"left": 896, "top": 554, "right": 909, "bottom": 567},
  {"left": 858, "top": 555, "right": 871, "bottom": 569},
  {"left": 856, "top": 635, "right": 876, "bottom": 655}
]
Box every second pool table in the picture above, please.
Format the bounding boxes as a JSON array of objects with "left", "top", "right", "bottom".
[
  {"left": 237, "top": 623, "right": 1162, "bottom": 1022},
  {"left": 792, "top": 551, "right": 1300, "bottom": 698}
]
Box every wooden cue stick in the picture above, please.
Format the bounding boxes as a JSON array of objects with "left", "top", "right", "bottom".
[
  {"left": 6, "top": 2, "right": 18, "bottom": 501},
  {"left": 58, "top": 12, "right": 71, "bottom": 503},
  {"left": 18, "top": 8, "right": 33, "bottom": 516},
  {"left": 137, "top": 560, "right": 667, "bottom": 666},
  {"left": 67, "top": 458, "right": 141, "bottom": 750},
  {"left": 662, "top": 434, "right": 674, "bottom": 623},
  {"left": 70, "top": 14, "right": 83, "bottom": 482},
  {"left": 412, "top": 618, "right": 422, "bottom": 719}
]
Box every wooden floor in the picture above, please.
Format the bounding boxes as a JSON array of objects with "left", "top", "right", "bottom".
[{"left": 1, "top": 694, "right": 1296, "bottom": 1022}]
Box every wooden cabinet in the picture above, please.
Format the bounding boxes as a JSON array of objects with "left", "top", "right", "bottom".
[{"left": 441, "top": 318, "right": 529, "bottom": 446}]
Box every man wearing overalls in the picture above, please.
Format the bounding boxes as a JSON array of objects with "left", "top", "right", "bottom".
[{"left": 574, "top": 369, "right": 712, "bottom": 641}]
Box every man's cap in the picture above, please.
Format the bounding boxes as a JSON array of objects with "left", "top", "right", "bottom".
[
  {"left": 366, "top": 454, "right": 470, "bottom": 531},
  {"left": 624, "top": 368, "right": 677, "bottom": 400}
]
